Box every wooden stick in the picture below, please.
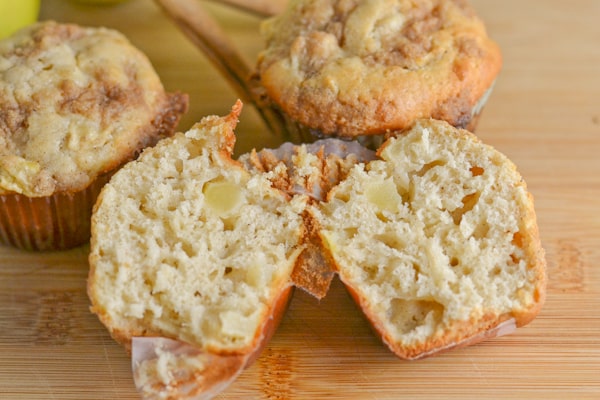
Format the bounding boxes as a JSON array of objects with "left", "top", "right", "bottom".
[
  {"left": 205, "top": 0, "right": 286, "bottom": 17},
  {"left": 154, "top": 0, "right": 289, "bottom": 138},
  {"left": 154, "top": 0, "right": 254, "bottom": 103}
]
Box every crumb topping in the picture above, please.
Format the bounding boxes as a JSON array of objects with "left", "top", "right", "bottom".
[
  {"left": 256, "top": 0, "right": 502, "bottom": 137},
  {"left": 0, "top": 21, "right": 176, "bottom": 196}
]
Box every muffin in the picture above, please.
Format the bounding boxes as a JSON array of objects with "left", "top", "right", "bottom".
[
  {"left": 0, "top": 21, "right": 188, "bottom": 250},
  {"left": 310, "top": 119, "right": 546, "bottom": 359},
  {"left": 88, "top": 102, "right": 304, "bottom": 398},
  {"left": 253, "top": 0, "right": 502, "bottom": 145},
  {"left": 88, "top": 103, "right": 545, "bottom": 398}
]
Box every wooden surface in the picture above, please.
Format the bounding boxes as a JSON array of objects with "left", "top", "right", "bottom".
[{"left": 1, "top": 0, "right": 599, "bottom": 398}]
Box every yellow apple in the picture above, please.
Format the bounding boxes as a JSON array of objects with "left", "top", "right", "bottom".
[
  {"left": 71, "top": 0, "right": 131, "bottom": 4},
  {"left": 0, "top": 0, "right": 40, "bottom": 39}
]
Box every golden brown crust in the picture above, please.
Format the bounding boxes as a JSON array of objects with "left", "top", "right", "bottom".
[
  {"left": 345, "top": 275, "right": 538, "bottom": 360},
  {"left": 0, "top": 21, "right": 188, "bottom": 197},
  {"left": 256, "top": 0, "right": 501, "bottom": 138},
  {"left": 508, "top": 191, "right": 547, "bottom": 326},
  {"left": 244, "top": 284, "right": 294, "bottom": 365}
]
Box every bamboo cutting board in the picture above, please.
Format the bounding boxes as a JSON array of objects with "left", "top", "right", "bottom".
[{"left": 1, "top": 0, "right": 599, "bottom": 398}]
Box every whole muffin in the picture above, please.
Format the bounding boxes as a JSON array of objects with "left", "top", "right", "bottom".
[
  {"left": 254, "top": 0, "right": 502, "bottom": 145},
  {"left": 0, "top": 21, "right": 188, "bottom": 250}
]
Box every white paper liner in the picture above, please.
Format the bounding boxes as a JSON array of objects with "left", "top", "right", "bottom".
[
  {"left": 240, "top": 138, "right": 376, "bottom": 202},
  {"left": 132, "top": 337, "right": 246, "bottom": 400},
  {"left": 471, "top": 81, "right": 496, "bottom": 119},
  {"left": 268, "top": 138, "right": 377, "bottom": 163}
]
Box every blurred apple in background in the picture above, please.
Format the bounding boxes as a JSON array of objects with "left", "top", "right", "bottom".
[
  {"left": 0, "top": 0, "right": 40, "bottom": 39},
  {"left": 70, "top": 0, "right": 131, "bottom": 4}
]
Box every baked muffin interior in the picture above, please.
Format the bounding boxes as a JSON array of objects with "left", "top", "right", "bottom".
[
  {"left": 240, "top": 138, "right": 377, "bottom": 298},
  {"left": 88, "top": 104, "right": 304, "bottom": 353},
  {"left": 312, "top": 119, "right": 545, "bottom": 358}
]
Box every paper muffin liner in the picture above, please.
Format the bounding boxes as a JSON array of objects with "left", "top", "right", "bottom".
[
  {"left": 0, "top": 171, "right": 113, "bottom": 251},
  {"left": 462, "top": 82, "right": 496, "bottom": 133},
  {"left": 264, "top": 103, "right": 388, "bottom": 150}
]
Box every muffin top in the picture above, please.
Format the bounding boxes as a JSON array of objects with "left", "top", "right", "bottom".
[
  {"left": 0, "top": 21, "right": 187, "bottom": 197},
  {"left": 255, "top": 0, "right": 502, "bottom": 138}
]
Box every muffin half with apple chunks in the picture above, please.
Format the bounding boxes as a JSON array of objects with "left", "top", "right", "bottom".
[
  {"left": 311, "top": 119, "right": 546, "bottom": 359},
  {"left": 88, "top": 102, "right": 305, "bottom": 399}
]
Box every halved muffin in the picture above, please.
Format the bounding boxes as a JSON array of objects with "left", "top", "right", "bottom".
[
  {"left": 311, "top": 119, "right": 546, "bottom": 359},
  {"left": 89, "top": 104, "right": 545, "bottom": 398},
  {"left": 88, "top": 102, "right": 305, "bottom": 398}
]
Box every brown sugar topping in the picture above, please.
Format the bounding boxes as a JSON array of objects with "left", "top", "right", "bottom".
[
  {"left": 0, "top": 21, "right": 187, "bottom": 197},
  {"left": 256, "top": 0, "right": 502, "bottom": 137}
]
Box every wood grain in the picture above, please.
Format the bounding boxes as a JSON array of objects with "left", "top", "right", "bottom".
[{"left": 1, "top": 0, "right": 599, "bottom": 398}]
